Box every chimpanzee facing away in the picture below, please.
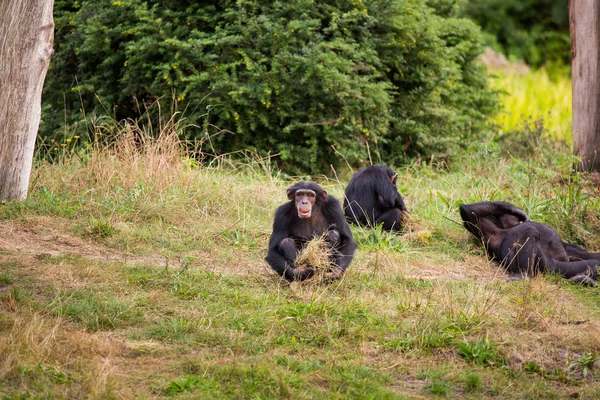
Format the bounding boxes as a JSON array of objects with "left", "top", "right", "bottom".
[
  {"left": 459, "top": 201, "right": 600, "bottom": 285},
  {"left": 344, "top": 165, "right": 409, "bottom": 232},
  {"left": 266, "top": 181, "right": 357, "bottom": 281}
]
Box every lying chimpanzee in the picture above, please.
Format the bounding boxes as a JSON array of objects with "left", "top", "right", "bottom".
[
  {"left": 344, "top": 165, "right": 409, "bottom": 232},
  {"left": 266, "top": 181, "right": 357, "bottom": 281},
  {"left": 459, "top": 201, "right": 600, "bottom": 285}
]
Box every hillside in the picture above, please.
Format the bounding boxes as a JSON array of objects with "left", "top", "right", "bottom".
[{"left": 3, "top": 131, "right": 600, "bottom": 398}]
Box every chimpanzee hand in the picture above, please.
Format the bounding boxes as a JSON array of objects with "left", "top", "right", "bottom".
[
  {"left": 324, "top": 268, "right": 343, "bottom": 282},
  {"left": 295, "top": 264, "right": 314, "bottom": 280}
]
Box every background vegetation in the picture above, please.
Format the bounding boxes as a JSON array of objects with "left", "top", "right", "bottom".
[
  {"left": 460, "top": 0, "right": 570, "bottom": 78},
  {"left": 491, "top": 69, "right": 572, "bottom": 143},
  {"left": 42, "top": 0, "right": 497, "bottom": 174}
]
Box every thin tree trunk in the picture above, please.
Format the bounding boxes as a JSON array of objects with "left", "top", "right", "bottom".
[
  {"left": 570, "top": 0, "right": 600, "bottom": 171},
  {"left": 0, "top": 0, "right": 54, "bottom": 201}
]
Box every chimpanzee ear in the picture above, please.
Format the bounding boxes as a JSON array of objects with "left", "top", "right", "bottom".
[
  {"left": 320, "top": 190, "right": 328, "bottom": 201},
  {"left": 391, "top": 173, "right": 398, "bottom": 183},
  {"left": 287, "top": 189, "right": 295, "bottom": 200}
]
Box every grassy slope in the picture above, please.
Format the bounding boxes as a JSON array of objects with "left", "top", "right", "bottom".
[{"left": 3, "top": 125, "right": 600, "bottom": 399}]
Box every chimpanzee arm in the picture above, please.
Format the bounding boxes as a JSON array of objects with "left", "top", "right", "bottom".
[
  {"left": 460, "top": 201, "right": 530, "bottom": 221},
  {"left": 265, "top": 205, "right": 307, "bottom": 281},
  {"left": 459, "top": 201, "right": 529, "bottom": 238},
  {"left": 324, "top": 197, "right": 358, "bottom": 272},
  {"left": 394, "top": 195, "right": 409, "bottom": 212},
  {"left": 376, "top": 180, "right": 406, "bottom": 210}
]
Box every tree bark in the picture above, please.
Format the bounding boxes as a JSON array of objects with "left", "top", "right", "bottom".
[
  {"left": 0, "top": 0, "right": 54, "bottom": 201},
  {"left": 570, "top": 0, "right": 600, "bottom": 171}
]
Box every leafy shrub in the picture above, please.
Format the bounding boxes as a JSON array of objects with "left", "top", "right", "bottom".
[{"left": 43, "top": 0, "right": 497, "bottom": 174}]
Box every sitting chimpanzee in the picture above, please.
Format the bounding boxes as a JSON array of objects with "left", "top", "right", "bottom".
[
  {"left": 266, "top": 181, "right": 357, "bottom": 281},
  {"left": 344, "top": 165, "right": 409, "bottom": 232},
  {"left": 459, "top": 201, "right": 600, "bottom": 285}
]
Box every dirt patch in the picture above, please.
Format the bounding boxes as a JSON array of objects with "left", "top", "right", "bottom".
[
  {"left": 0, "top": 217, "right": 119, "bottom": 260},
  {"left": 0, "top": 216, "right": 169, "bottom": 270},
  {"left": 0, "top": 216, "right": 270, "bottom": 276}
]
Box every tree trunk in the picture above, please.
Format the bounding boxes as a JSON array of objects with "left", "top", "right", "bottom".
[
  {"left": 0, "top": 0, "right": 54, "bottom": 201},
  {"left": 570, "top": 0, "right": 600, "bottom": 171}
]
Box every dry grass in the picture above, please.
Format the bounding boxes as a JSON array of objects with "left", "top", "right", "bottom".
[{"left": 294, "top": 235, "right": 336, "bottom": 273}]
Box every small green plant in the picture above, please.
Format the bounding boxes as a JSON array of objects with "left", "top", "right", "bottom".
[
  {"left": 164, "top": 375, "right": 201, "bottom": 395},
  {"left": 524, "top": 360, "right": 542, "bottom": 374},
  {"left": 464, "top": 372, "right": 481, "bottom": 392},
  {"left": 429, "top": 379, "right": 451, "bottom": 396},
  {"left": 86, "top": 219, "right": 118, "bottom": 238},
  {"left": 456, "top": 338, "right": 505, "bottom": 367},
  {"left": 356, "top": 225, "right": 406, "bottom": 252},
  {"left": 567, "top": 353, "right": 600, "bottom": 379},
  {"left": 0, "top": 273, "right": 13, "bottom": 285}
]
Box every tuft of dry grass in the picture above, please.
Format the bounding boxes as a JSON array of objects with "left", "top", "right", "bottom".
[{"left": 294, "top": 235, "right": 335, "bottom": 273}]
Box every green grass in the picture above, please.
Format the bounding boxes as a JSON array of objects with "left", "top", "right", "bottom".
[
  {"left": 491, "top": 69, "right": 572, "bottom": 142},
  {"left": 4, "top": 105, "right": 600, "bottom": 398}
]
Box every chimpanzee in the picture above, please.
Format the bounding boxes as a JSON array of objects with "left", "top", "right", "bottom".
[
  {"left": 266, "top": 181, "right": 357, "bottom": 281},
  {"left": 459, "top": 201, "right": 600, "bottom": 285},
  {"left": 344, "top": 165, "right": 409, "bottom": 232}
]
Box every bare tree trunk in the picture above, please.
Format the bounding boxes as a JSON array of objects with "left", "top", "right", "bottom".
[
  {"left": 570, "top": 0, "right": 600, "bottom": 171},
  {"left": 0, "top": 0, "right": 54, "bottom": 201}
]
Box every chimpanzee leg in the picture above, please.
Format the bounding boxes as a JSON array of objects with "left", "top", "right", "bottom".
[
  {"left": 278, "top": 238, "right": 298, "bottom": 263},
  {"left": 499, "top": 224, "right": 599, "bottom": 283},
  {"left": 498, "top": 224, "right": 547, "bottom": 277},
  {"left": 550, "top": 259, "right": 599, "bottom": 280},
  {"left": 375, "top": 208, "right": 403, "bottom": 232},
  {"left": 564, "top": 243, "right": 600, "bottom": 261}
]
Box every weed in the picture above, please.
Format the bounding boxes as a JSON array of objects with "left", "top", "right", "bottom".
[
  {"left": 429, "top": 379, "right": 451, "bottom": 396},
  {"left": 524, "top": 360, "right": 542, "bottom": 374},
  {"left": 86, "top": 219, "right": 118, "bottom": 238},
  {"left": 567, "top": 353, "right": 600, "bottom": 379},
  {"left": 164, "top": 375, "right": 202, "bottom": 394},
  {"left": 0, "top": 273, "right": 13, "bottom": 285},
  {"left": 355, "top": 225, "right": 406, "bottom": 252},
  {"left": 221, "top": 229, "right": 258, "bottom": 248},
  {"left": 464, "top": 372, "right": 481, "bottom": 392},
  {"left": 456, "top": 338, "right": 505, "bottom": 367}
]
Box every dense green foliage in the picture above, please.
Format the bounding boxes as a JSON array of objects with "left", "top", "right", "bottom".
[
  {"left": 43, "top": 0, "right": 497, "bottom": 174},
  {"left": 461, "top": 0, "right": 570, "bottom": 75}
]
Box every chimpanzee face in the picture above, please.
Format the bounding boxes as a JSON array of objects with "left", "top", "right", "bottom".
[{"left": 294, "top": 189, "right": 316, "bottom": 219}]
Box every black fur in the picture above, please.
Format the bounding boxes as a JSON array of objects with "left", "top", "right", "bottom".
[
  {"left": 459, "top": 201, "right": 600, "bottom": 285},
  {"left": 266, "top": 181, "right": 357, "bottom": 281},
  {"left": 344, "top": 165, "right": 408, "bottom": 231}
]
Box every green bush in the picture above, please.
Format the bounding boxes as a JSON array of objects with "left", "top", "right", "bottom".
[{"left": 42, "top": 0, "right": 497, "bottom": 174}]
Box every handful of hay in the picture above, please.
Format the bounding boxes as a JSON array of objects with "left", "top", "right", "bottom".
[{"left": 294, "top": 235, "right": 336, "bottom": 275}]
